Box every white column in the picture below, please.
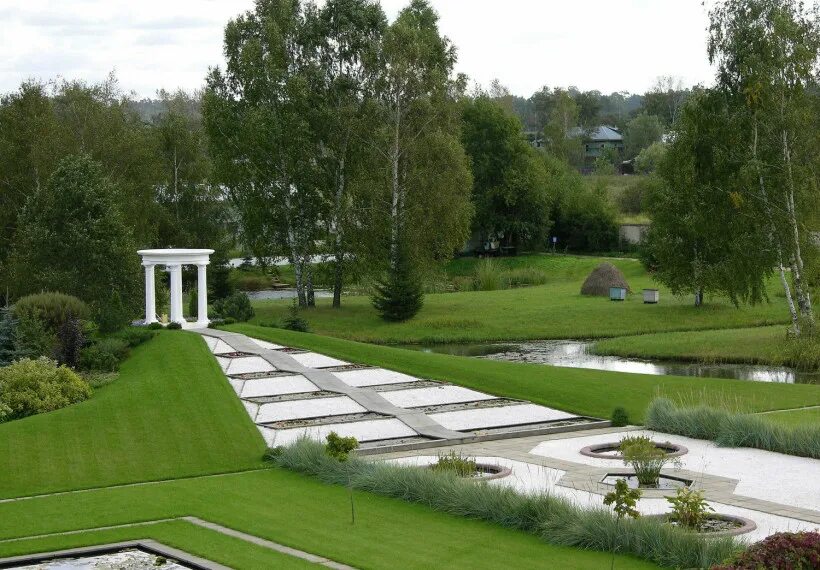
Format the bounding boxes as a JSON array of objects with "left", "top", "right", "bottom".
[
  {"left": 196, "top": 263, "right": 209, "bottom": 326},
  {"left": 143, "top": 264, "right": 157, "bottom": 324},
  {"left": 168, "top": 264, "right": 184, "bottom": 324}
]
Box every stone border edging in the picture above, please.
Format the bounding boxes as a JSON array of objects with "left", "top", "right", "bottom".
[
  {"left": 580, "top": 441, "right": 688, "bottom": 459},
  {"left": 644, "top": 513, "right": 758, "bottom": 537}
]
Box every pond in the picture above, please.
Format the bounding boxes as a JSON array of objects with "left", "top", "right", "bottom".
[
  {"left": 396, "top": 340, "right": 819, "bottom": 384},
  {"left": 247, "top": 288, "right": 333, "bottom": 301}
]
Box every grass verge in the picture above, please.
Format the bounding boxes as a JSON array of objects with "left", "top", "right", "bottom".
[
  {"left": 645, "top": 398, "right": 820, "bottom": 458},
  {"left": 271, "top": 439, "right": 741, "bottom": 569},
  {"left": 224, "top": 323, "right": 820, "bottom": 422},
  {"left": 0, "top": 469, "right": 657, "bottom": 570},
  {"left": 0, "top": 331, "right": 265, "bottom": 499}
]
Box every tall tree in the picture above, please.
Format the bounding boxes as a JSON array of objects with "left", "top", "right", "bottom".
[
  {"left": 462, "top": 96, "right": 553, "bottom": 249},
  {"left": 543, "top": 89, "right": 584, "bottom": 167},
  {"left": 624, "top": 113, "right": 664, "bottom": 159},
  {"left": 205, "top": 0, "right": 324, "bottom": 307},
  {"left": 313, "top": 0, "right": 386, "bottom": 308},
  {"left": 709, "top": 0, "right": 819, "bottom": 333}
]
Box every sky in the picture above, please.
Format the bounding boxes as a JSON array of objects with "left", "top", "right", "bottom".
[{"left": 0, "top": 0, "right": 717, "bottom": 99}]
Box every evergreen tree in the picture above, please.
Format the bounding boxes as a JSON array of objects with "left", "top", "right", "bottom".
[
  {"left": 371, "top": 244, "right": 423, "bottom": 322},
  {"left": 0, "top": 307, "right": 19, "bottom": 366}
]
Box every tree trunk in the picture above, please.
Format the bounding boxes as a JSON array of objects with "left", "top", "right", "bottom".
[
  {"left": 694, "top": 288, "right": 703, "bottom": 307},
  {"left": 331, "top": 155, "right": 346, "bottom": 308},
  {"left": 389, "top": 96, "right": 402, "bottom": 271},
  {"left": 304, "top": 255, "right": 315, "bottom": 308},
  {"left": 753, "top": 119, "right": 801, "bottom": 335},
  {"left": 782, "top": 129, "right": 814, "bottom": 324}
]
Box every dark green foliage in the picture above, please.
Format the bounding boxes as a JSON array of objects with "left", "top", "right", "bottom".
[
  {"left": 13, "top": 293, "right": 90, "bottom": 332},
  {"left": 713, "top": 531, "right": 820, "bottom": 570},
  {"left": 8, "top": 155, "right": 141, "bottom": 315},
  {"left": 0, "top": 308, "right": 19, "bottom": 366},
  {"left": 273, "top": 439, "right": 742, "bottom": 569},
  {"left": 55, "top": 316, "right": 84, "bottom": 368},
  {"left": 209, "top": 259, "right": 234, "bottom": 302},
  {"left": 146, "top": 322, "right": 164, "bottom": 331},
  {"left": 646, "top": 398, "right": 820, "bottom": 459},
  {"left": 372, "top": 247, "right": 423, "bottom": 322},
  {"left": 79, "top": 337, "right": 129, "bottom": 372},
  {"left": 603, "top": 478, "right": 641, "bottom": 519},
  {"left": 166, "top": 322, "right": 183, "bottom": 330},
  {"left": 282, "top": 300, "right": 309, "bottom": 332},
  {"left": 212, "top": 292, "right": 254, "bottom": 322},
  {"left": 325, "top": 432, "right": 358, "bottom": 462},
  {"left": 0, "top": 357, "right": 91, "bottom": 421},
  {"left": 617, "top": 176, "right": 660, "bottom": 215},
  {"left": 610, "top": 406, "right": 630, "bottom": 427},
  {"left": 188, "top": 288, "right": 198, "bottom": 318},
  {"left": 552, "top": 183, "right": 619, "bottom": 252},
  {"left": 113, "top": 327, "right": 157, "bottom": 348},
  {"left": 96, "top": 291, "right": 130, "bottom": 334}
]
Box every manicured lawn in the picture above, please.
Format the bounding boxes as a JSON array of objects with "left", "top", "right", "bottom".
[
  {"left": 593, "top": 325, "right": 804, "bottom": 366},
  {"left": 0, "top": 469, "right": 658, "bottom": 570},
  {"left": 250, "top": 255, "right": 790, "bottom": 344},
  {"left": 759, "top": 407, "right": 820, "bottom": 427},
  {"left": 0, "top": 331, "right": 266, "bottom": 499},
  {"left": 0, "top": 520, "right": 314, "bottom": 569},
  {"left": 225, "top": 324, "right": 820, "bottom": 422}
]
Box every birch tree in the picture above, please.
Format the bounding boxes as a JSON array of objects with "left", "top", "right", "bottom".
[{"left": 708, "top": 0, "right": 819, "bottom": 333}]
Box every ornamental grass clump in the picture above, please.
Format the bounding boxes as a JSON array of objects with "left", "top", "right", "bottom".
[
  {"left": 620, "top": 435, "right": 675, "bottom": 487},
  {"left": 646, "top": 398, "right": 820, "bottom": 459},
  {"left": 269, "top": 438, "right": 742, "bottom": 569},
  {"left": 430, "top": 451, "right": 477, "bottom": 477}
]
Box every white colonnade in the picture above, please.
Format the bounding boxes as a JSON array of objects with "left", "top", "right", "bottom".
[{"left": 137, "top": 249, "right": 214, "bottom": 328}]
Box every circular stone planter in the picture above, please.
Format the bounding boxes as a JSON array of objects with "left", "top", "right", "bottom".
[
  {"left": 581, "top": 441, "right": 688, "bottom": 459},
  {"left": 646, "top": 513, "right": 757, "bottom": 537},
  {"left": 601, "top": 473, "right": 692, "bottom": 490},
  {"left": 428, "top": 462, "right": 512, "bottom": 481}
]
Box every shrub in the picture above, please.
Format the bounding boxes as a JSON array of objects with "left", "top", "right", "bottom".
[
  {"left": 272, "top": 439, "right": 741, "bottom": 569},
  {"left": 713, "top": 531, "right": 820, "bottom": 570},
  {"left": 325, "top": 432, "right": 358, "bottom": 462},
  {"left": 13, "top": 293, "right": 90, "bottom": 332},
  {"left": 603, "top": 478, "right": 641, "bottom": 519},
  {"left": 166, "top": 322, "right": 183, "bottom": 330},
  {"left": 430, "top": 451, "right": 477, "bottom": 477},
  {"left": 79, "top": 337, "right": 129, "bottom": 372},
  {"left": 147, "top": 322, "right": 164, "bottom": 330},
  {"left": 113, "top": 327, "right": 156, "bottom": 348},
  {"left": 96, "top": 290, "right": 131, "bottom": 334},
  {"left": 188, "top": 288, "right": 198, "bottom": 318},
  {"left": 611, "top": 406, "right": 629, "bottom": 427},
  {"left": 552, "top": 185, "right": 620, "bottom": 252},
  {"left": 371, "top": 246, "right": 423, "bottom": 322},
  {"left": 646, "top": 398, "right": 820, "bottom": 459},
  {"left": 620, "top": 435, "right": 674, "bottom": 487},
  {"left": 13, "top": 311, "right": 56, "bottom": 360},
  {"left": 0, "top": 357, "right": 91, "bottom": 421},
  {"left": 282, "top": 301, "right": 309, "bottom": 332},
  {"left": 55, "top": 315, "right": 84, "bottom": 368},
  {"left": 474, "top": 258, "right": 503, "bottom": 291},
  {"left": 634, "top": 142, "right": 667, "bottom": 174},
  {"left": 212, "top": 292, "right": 254, "bottom": 323},
  {"left": 0, "top": 307, "right": 20, "bottom": 366},
  {"left": 667, "top": 487, "right": 712, "bottom": 531}
]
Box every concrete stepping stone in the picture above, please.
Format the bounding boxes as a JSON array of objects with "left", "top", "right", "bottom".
[
  {"left": 238, "top": 375, "right": 320, "bottom": 398},
  {"left": 332, "top": 368, "right": 421, "bottom": 387},
  {"left": 260, "top": 418, "right": 417, "bottom": 447},
  {"left": 290, "top": 352, "right": 348, "bottom": 369},
  {"left": 216, "top": 355, "right": 277, "bottom": 375},
  {"left": 249, "top": 338, "right": 285, "bottom": 350},
  {"left": 429, "top": 404, "right": 578, "bottom": 432},
  {"left": 254, "top": 395, "right": 366, "bottom": 424},
  {"left": 381, "top": 386, "right": 497, "bottom": 408}
]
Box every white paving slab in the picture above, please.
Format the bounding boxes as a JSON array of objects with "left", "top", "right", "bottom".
[
  {"left": 216, "top": 355, "right": 277, "bottom": 376},
  {"left": 240, "top": 375, "right": 319, "bottom": 398},
  {"left": 429, "top": 404, "right": 578, "bottom": 432},
  {"left": 530, "top": 429, "right": 820, "bottom": 511},
  {"left": 204, "top": 337, "right": 236, "bottom": 354},
  {"left": 332, "top": 368, "right": 421, "bottom": 387},
  {"left": 381, "top": 386, "right": 497, "bottom": 408},
  {"left": 256, "top": 396, "right": 366, "bottom": 423},
  {"left": 249, "top": 338, "right": 285, "bottom": 350},
  {"left": 290, "top": 352, "right": 348, "bottom": 368},
  {"left": 260, "top": 418, "right": 417, "bottom": 447},
  {"left": 384, "top": 455, "right": 816, "bottom": 542}
]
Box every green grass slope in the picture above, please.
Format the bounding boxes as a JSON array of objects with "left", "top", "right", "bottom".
[
  {"left": 251, "top": 255, "right": 790, "bottom": 344},
  {"left": 0, "top": 331, "right": 265, "bottom": 499},
  {"left": 226, "top": 324, "right": 820, "bottom": 421}
]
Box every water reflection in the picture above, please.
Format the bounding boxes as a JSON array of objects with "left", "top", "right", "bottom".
[{"left": 398, "top": 340, "right": 819, "bottom": 384}]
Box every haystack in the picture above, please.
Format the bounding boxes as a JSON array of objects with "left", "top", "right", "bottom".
[{"left": 580, "top": 262, "right": 631, "bottom": 296}]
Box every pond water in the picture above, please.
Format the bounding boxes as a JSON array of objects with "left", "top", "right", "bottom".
[
  {"left": 247, "top": 288, "right": 333, "bottom": 301},
  {"left": 397, "top": 340, "right": 819, "bottom": 384}
]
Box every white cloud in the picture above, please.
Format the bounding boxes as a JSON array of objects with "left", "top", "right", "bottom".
[{"left": 0, "top": 0, "right": 716, "bottom": 98}]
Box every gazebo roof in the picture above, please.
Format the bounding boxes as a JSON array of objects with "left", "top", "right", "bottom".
[{"left": 137, "top": 248, "right": 214, "bottom": 265}]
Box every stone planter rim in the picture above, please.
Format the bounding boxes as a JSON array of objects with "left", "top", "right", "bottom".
[
  {"left": 427, "top": 462, "right": 512, "bottom": 481},
  {"left": 645, "top": 513, "right": 758, "bottom": 537},
  {"left": 580, "top": 441, "right": 688, "bottom": 459}
]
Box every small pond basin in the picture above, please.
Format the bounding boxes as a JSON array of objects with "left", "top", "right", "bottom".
[{"left": 396, "top": 340, "right": 819, "bottom": 384}]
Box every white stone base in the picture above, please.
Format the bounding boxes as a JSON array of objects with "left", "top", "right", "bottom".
[
  {"left": 381, "top": 386, "right": 496, "bottom": 409},
  {"left": 429, "top": 404, "right": 578, "bottom": 432},
  {"left": 332, "top": 368, "right": 421, "bottom": 387},
  {"left": 256, "top": 396, "right": 366, "bottom": 424},
  {"left": 260, "top": 418, "right": 416, "bottom": 447}
]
